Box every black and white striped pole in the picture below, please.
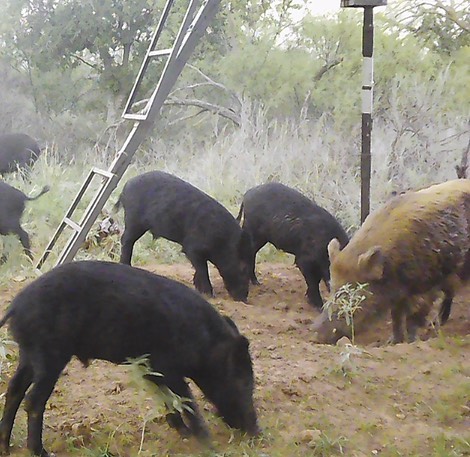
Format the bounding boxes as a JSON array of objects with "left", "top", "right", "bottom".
[{"left": 341, "top": 0, "right": 387, "bottom": 223}]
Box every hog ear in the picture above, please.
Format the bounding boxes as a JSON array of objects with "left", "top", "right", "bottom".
[
  {"left": 223, "top": 315, "right": 241, "bottom": 334},
  {"left": 357, "top": 246, "right": 384, "bottom": 280},
  {"left": 327, "top": 238, "right": 342, "bottom": 262},
  {"left": 231, "top": 335, "right": 251, "bottom": 366}
]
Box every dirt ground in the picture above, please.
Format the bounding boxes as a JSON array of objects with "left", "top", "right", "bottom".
[{"left": 0, "top": 262, "right": 469, "bottom": 457}]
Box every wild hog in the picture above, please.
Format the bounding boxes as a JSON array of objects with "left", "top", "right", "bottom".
[
  {"left": 236, "top": 182, "right": 349, "bottom": 308},
  {"left": 0, "top": 261, "right": 260, "bottom": 457},
  {"left": 0, "top": 133, "right": 41, "bottom": 175},
  {"left": 312, "top": 179, "right": 470, "bottom": 344},
  {"left": 115, "top": 171, "right": 252, "bottom": 302},
  {"left": 0, "top": 181, "right": 49, "bottom": 260}
]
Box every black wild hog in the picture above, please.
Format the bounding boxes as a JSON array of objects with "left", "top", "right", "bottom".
[
  {"left": 0, "top": 133, "right": 41, "bottom": 175},
  {"left": 236, "top": 182, "right": 349, "bottom": 308},
  {"left": 0, "top": 181, "right": 49, "bottom": 260},
  {"left": 312, "top": 179, "right": 470, "bottom": 344},
  {"left": 0, "top": 261, "right": 260, "bottom": 457},
  {"left": 115, "top": 171, "right": 252, "bottom": 302}
]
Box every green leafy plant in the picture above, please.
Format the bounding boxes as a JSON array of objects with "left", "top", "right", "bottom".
[
  {"left": 324, "top": 282, "right": 369, "bottom": 345},
  {"left": 124, "top": 355, "right": 192, "bottom": 454},
  {"left": 323, "top": 282, "right": 371, "bottom": 376}
]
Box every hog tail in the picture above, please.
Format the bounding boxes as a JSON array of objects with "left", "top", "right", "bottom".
[
  {"left": 114, "top": 195, "right": 123, "bottom": 212},
  {"left": 438, "top": 294, "right": 453, "bottom": 325},
  {"left": 236, "top": 202, "right": 244, "bottom": 224},
  {"left": 26, "top": 185, "right": 50, "bottom": 201},
  {"left": 0, "top": 309, "right": 14, "bottom": 328}
]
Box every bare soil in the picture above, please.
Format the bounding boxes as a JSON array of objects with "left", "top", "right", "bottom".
[{"left": 0, "top": 262, "right": 469, "bottom": 457}]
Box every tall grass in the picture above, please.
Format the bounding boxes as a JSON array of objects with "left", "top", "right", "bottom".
[{"left": 0, "top": 100, "right": 465, "bottom": 284}]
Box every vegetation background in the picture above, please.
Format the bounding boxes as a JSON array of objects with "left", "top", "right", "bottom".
[{"left": 0, "top": 2, "right": 468, "bottom": 457}]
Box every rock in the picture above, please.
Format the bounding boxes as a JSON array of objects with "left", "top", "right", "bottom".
[{"left": 299, "top": 429, "right": 322, "bottom": 444}]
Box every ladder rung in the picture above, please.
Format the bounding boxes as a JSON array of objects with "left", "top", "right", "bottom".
[
  {"left": 63, "top": 217, "right": 82, "bottom": 233},
  {"left": 91, "top": 167, "right": 114, "bottom": 179},
  {"left": 149, "top": 48, "right": 172, "bottom": 57},
  {"left": 122, "top": 113, "right": 148, "bottom": 121}
]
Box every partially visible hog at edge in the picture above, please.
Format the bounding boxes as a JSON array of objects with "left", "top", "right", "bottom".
[
  {"left": 115, "top": 171, "right": 252, "bottom": 302},
  {"left": 0, "top": 133, "right": 41, "bottom": 175},
  {"left": 237, "top": 182, "right": 349, "bottom": 308},
  {"left": 312, "top": 179, "right": 470, "bottom": 344},
  {"left": 0, "top": 261, "right": 260, "bottom": 457}
]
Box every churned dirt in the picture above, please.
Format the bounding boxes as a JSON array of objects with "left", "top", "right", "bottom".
[{"left": 0, "top": 262, "right": 469, "bottom": 457}]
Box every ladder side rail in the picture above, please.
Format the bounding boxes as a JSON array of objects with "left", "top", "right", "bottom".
[
  {"left": 56, "top": 174, "right": 122, "bottom": 264},
  {"left": 35, "top": 220, "right": 69, "bottom": 269},
  {"left": 35, "top": 168, "right": 106, "bottom": 269},
  {"left": 130, "top": 0, "right": 203, "bottom": 118},
  {"left": 122, "top": 0, "right": 177, "bottom": 115},
  {"left": 175, "top": 0, "right": 219, "bottom": 61},
  {"left": 116, "top": 0, "right": 222, "bottom": 174},
  {"left": 56, "top": 123, "right": 153, "bottom": 264},
  {"left": 144, "top": 0, "right": 222, "bottom": 122}
]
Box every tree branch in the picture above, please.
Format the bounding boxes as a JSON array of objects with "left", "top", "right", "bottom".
[
  {"left": 165, "top": 97, "right": 241, "bottom": 126},
  {"left": 70, "top": 53, "right": 100, "bottom": 70},
  {"left": 313, "top": 58, "right": 343, "bottom": 82}
]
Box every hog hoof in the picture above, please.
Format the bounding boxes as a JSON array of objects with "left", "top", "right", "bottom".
[
  {"left": 407, "top": 334, "right": 419, "bottom": 343},
  {"left": 30, "top": 448, "right": 50, "bottom": 457},
  {"left": 306, "top": 294, "right": 323, "bottom": 310},
  {"left": 0, "top": 429, "right": 10, "bottom": 455},
  {"left": 194, "top": 282, "right": 214, "bottom": 297},
  {"left": 387, "top": 335, "right": 405, "bottom": 345},
  {"left": 193, "top": 426, "right": 211, "bottom": 447}
]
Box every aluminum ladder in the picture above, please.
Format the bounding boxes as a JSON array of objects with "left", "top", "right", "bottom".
[{"left": 36, "top": 0, "right": 221, "bottom": 270}]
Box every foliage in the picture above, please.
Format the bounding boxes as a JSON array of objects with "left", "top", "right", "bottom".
[
  {"left": 125, "top": 355, "right": 192, "bottom": 453},
  {"left": 324, "top": 282, "right": 368, "bottom": 344},
  {"left": 387, "top": 0, "right": 469, "bottom": 55}
]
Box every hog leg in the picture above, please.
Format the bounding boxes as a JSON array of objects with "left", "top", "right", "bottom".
[
  {"left": 248, "top": 238, "right": 267, "bottom": 285},
  {"left": 240, "top": 220, "right": 266, "bottom": 285},
  {"left": 438, "top": 291, "right": 453, "bottom": 325},
  {"left": 24, "top": 356, "right": 70, "bottom": 457},
  {"left": 0, "top": 354, "right": 33, "bottom": 454},
  {"left": 119, "top": 225, "right": 147, "bottom": 265},
  {"left": 390, "top": 305, "right": 406, "bottom": 344},
  {"left": 149, "top": 374, "right": 210, "bottom": 442},
  {"left": 16, "top": 226, "right": 33, "bottom": 260},
  {"left": 296, "top": 258, "right": 323, "bottom": 308},
  {"left": 406, "top": 309, "right": 427, "bottom": 343},
  {"left": 176, "top": 387, "right": 210, "bottom": 441},
  {"left": 185, "top": 249, "right": 213, "bottom": 296}
]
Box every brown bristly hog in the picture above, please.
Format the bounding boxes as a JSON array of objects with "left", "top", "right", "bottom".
[{"left": 312, "top": 179, "right": 470, "bottom": 344}]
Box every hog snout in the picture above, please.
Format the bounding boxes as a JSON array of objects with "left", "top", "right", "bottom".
[{"left": 311, "top": 312, "right": 351, "bottom": 344}]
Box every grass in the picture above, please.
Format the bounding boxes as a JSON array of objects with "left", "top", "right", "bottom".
[{"left": 432, "top": 434, "right": 470, "bottom": 457}]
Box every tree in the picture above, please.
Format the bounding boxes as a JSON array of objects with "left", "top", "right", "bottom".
[
  {"left": 387, "top": 0, "right": 469, "bottom": 55},
  {"left": 0, "top": 0, "right": 159, "bottom": 121}
]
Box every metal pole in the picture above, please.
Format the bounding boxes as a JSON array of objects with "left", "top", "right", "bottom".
[{"left": 361, "top": 7, "right": 374, "bottom": 223}]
